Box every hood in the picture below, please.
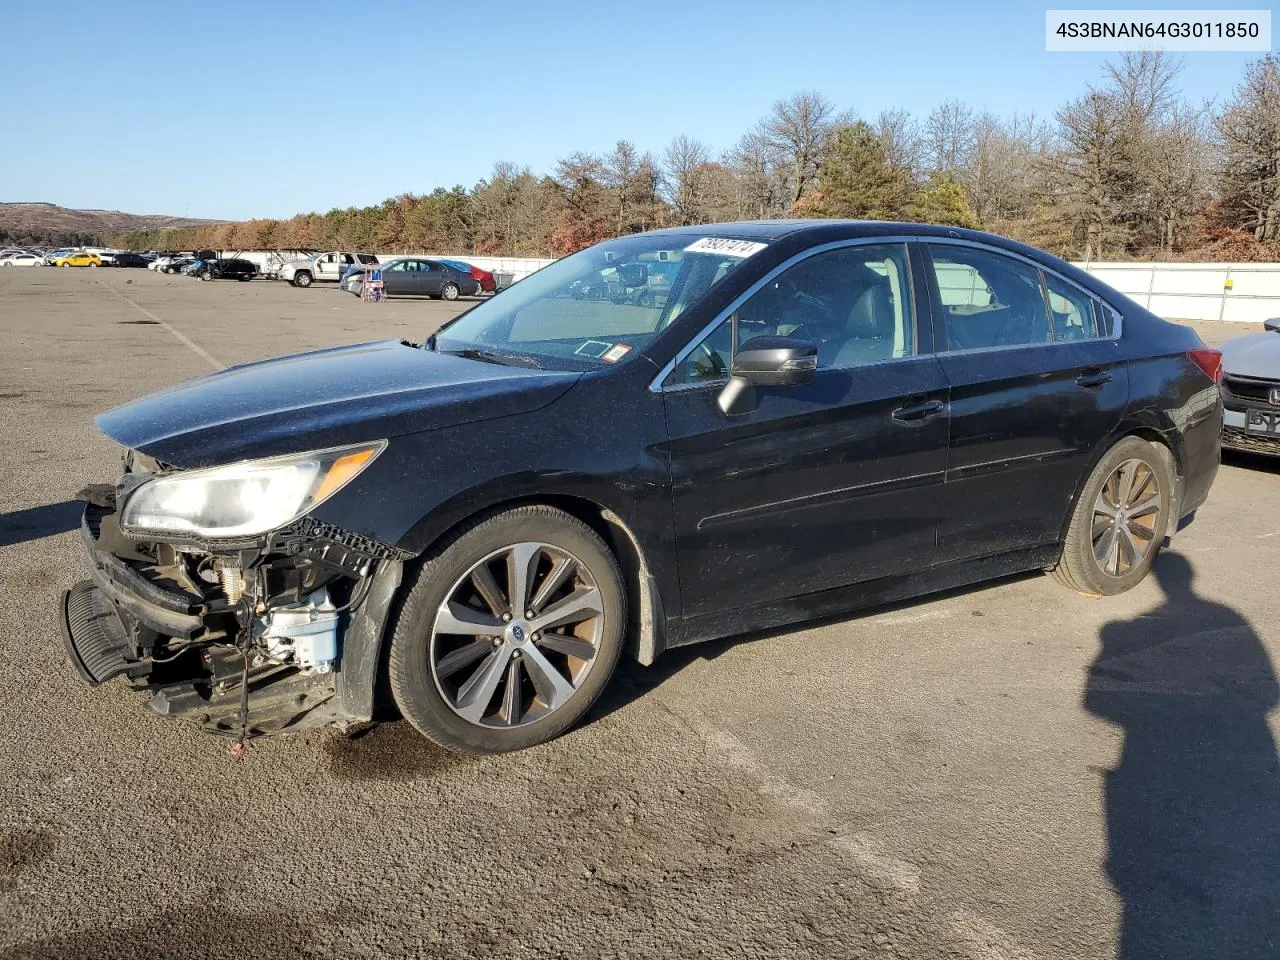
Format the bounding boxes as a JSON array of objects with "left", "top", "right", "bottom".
[
  {"left": 1220, "top": 331, "right": 1280, "bottom": 380},
  {"left": 96, "top": 340, "right": 580, "bottom": 468}
]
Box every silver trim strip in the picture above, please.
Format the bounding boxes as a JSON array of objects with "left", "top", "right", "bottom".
[{"left": 647, "top": 236, "right": 919, "bottom": 393}]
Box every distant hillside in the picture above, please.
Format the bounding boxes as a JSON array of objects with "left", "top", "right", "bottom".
[{"left": 0, "top": 202, "right": 226, "bottom": 244}]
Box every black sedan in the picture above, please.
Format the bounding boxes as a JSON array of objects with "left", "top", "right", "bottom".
[
  {"left": 111, "top": 252, "right": 152, "bottom": 268},
  {"left": 199, "top": 258, "right": 258, "bottom": 281},
  {"left": 60, "top": 221, "right": 1222, "bottom": 755},
  {"left": 343, "top": 257, "right": 480, "bottom": 299}
]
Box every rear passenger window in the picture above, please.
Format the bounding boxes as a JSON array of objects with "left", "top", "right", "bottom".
[
  {"left": 929, "top": 246, "right": 1052, "bottom": 351},
  {"left": 1044, "top": 274, "right": 1098, "bottom": 341}
]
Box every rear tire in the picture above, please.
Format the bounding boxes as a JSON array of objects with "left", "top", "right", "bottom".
[
  {"left": 441, "top": 282, "right": 459, "bottom": 301},
  {"left": 1053, "top": 436, "right": 1173, "bottom": 596},
  {"left": 388, "top": 505, "right": 626, "bottom": 755}
]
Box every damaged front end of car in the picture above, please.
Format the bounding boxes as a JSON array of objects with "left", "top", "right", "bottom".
[{"left": 60, "top": 444, "right": 410, "bottom": 740}]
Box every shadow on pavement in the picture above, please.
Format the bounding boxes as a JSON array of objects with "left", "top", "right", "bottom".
[
  {"left": 1085, "top": 553, "right": 1280, "bottom": 960},
  {"left": 1222, "top": 448, "right": 1280, "bottom": 475},
  {"left": 0, "top": 500, "right": 81, "bottom": 547}
]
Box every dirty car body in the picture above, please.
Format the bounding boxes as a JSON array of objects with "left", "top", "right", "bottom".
[{"left": 61, "top": 221, "right": 1224, "bottom": 751}]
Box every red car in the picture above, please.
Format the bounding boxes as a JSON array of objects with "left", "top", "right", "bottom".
[{"left": 441, "top": 259, "right": 496, "bottom": 293}]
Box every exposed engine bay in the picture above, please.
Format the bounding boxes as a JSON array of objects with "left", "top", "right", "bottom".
[{"left": 61, "top": 448, "right": 410, "bottom": 741}]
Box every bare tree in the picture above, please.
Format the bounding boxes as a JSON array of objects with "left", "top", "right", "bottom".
[
  {"left": 926, "top": 99, "right": 976, "bottom": 173},
  {"left": 1052, "top": 90, "right": 1133, "bottom": 259},
  {"left": 662, "top": 135, "right": 712, "bottom": 225},
  {"left": 727, "top": 132, "right": 786, "bottom": 218},
  {"left": 1147, "top": 104, "right": 1211, "bottom": 251},
  {"left": 965, "top": 112, "right": 1053, "bottom": 224},
  {"left": 760, "top": 91, "right": 838, "bottom": 206},
  {"left": 875, "top": 108, "right": 924, "bottom": 175},
  {"left": 1217, "top": 54, "right": 1280, "bottom": 242},
  {"left": 602, "top": 140, "right": 662, "bottom": 235}
]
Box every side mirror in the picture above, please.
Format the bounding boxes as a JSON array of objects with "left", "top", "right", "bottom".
[
  {"left": 1265, "top": 318, "right": 1280, "bottom": 333},
  {"left": 717, "top": 335, "right": 818, "bottom": 417},
  {"left": 732, "top": 335, "right": 818, "bottom": 387}
]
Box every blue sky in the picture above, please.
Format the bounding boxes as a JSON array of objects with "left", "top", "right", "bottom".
[{"left": 1, "top": 2, "right": 1262, "bottom": 221}]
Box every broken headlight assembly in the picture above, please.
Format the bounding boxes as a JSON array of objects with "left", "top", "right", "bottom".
[{"left": 120, "top": 441, "right": 386, "bottom": 539}]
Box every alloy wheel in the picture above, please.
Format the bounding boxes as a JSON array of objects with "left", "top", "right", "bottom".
[
  {"left": 430, "top": 542, "right": 605, "bottom": 728},
  {"left": 1091, "top": 458, "right": 1161, "bottom": 577}
]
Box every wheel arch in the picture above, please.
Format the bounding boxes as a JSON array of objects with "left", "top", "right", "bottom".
[
  {"left": 336, "top": 485, "right": 673, "bottom": 720},
  {"left": 1056, "top": 417, "right": 1182, "bottom": 547},
  {"left": 408, "top": 492, "right": 669, "bottom": 668}
]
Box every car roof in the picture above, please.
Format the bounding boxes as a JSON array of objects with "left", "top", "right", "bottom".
[{"left": 641, "top": 219, "right": 1048, "bottom": 254}]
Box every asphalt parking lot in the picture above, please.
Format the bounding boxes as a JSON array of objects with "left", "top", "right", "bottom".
[{"left": 1, "top": 268, "right": 1277, "bottom": 960}]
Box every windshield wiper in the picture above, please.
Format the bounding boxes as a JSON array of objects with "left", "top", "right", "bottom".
[{"left": 443, "top": 347, "right": 542, "bottom": 369}]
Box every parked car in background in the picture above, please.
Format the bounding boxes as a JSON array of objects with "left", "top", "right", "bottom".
[
  {"left": 60, "top": 221, "right": 1222, "bottom": 755},
  {"left": 0, "top": 252, "right": 44, "bottom": 267},
  {"left": 160, "top": 258, "right": 196, "bottom": 274},
  {"left": 44, "top": 248, "right": 79, "bottom": 266},
  {"left": 199, "top": 258, "right": 257, "bottom": 281},
  {"left": 111, "top": 253, "right": 152, "bottom": 268},
  {"left": 55, "top": 252, "right": 101, "bottom": 268},
  {"left": 440, "top": 258, "right": 497, "bottom": 293},
  {"left": 278, "top": 251, "right": 378, "bottom": 287},
  {"left": 1220, "top": 317, "right": 1280, "bottom": 457},
  {"left": 180, "top": 259, "right": 205, "bottom": 276},
  {"left": 364, "top": 257, "right": 480, "bottom": 299}
]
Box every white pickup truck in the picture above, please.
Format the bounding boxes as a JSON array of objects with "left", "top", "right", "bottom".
[{"left": 277, "top": 251, "right": 378, "bottom": 287}]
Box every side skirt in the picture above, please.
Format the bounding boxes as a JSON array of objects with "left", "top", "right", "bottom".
[{"left": 674, "top": 544, "right": 1061, "bottom": 649}]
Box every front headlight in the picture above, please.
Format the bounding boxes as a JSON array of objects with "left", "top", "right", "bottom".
[{"left": 120, "top": 441, "right": 386, "bottom": 539}]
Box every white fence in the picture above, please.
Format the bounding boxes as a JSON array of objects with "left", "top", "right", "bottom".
[{"left": 1074, "top": 261, "right": 1280, "bottom": 324}]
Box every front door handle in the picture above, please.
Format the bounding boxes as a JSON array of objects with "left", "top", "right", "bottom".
[
  {"left": 891, "top": 399, "right": 945, "bottom": 424},
  {"left": 1076, "top": 369, "right": 1112, "bottom": 389}
]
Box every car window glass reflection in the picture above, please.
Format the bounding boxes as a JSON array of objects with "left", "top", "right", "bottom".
[
  {"left": 1045, "top": 273, "right": 1099, "bottom": 341},
  {"left": 930, "top": 245, "right": 1053, "bottom": 350},
  {"left": 673, "top": 243, "right": 916, "bottom": 383}
]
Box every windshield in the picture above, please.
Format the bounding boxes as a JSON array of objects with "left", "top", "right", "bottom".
[{"left": 431, "top": 233, "right": 769, "bottom": 369}]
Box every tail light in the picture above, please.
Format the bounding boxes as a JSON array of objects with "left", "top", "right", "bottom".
[{"left": 1187, "top": 348, "right": 1223, "bottom": 385}]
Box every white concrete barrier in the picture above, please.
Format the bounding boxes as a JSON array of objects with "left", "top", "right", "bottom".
[{"left": 1075, "top": 262, "right": 1280, "bottom": 324}]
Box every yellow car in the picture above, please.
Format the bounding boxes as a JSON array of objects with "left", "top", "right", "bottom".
[{"left": 55, "top": 252, "right": 101, "bottom": 268}]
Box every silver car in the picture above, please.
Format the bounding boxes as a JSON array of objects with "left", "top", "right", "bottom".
[{"left": 1221, "top": 318, "right": 1280, "bottom": 457}]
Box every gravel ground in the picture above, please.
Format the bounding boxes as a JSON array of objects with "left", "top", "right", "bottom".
[{"left": 0, "top": 268, "right": 1276, "bottom": 960}]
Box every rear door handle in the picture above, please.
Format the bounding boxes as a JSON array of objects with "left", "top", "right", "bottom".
[
  {"left": 891, "top": 399, "right": 945, "bottom": 424},
  {"left": 1076, "top": 369, "right": 1112, "bottom": 389}
]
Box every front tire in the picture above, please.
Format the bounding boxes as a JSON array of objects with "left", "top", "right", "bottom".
[
  {"left": 388, "top": 505, "right": 626, "bottom": 755},
  {"left": 1053, "top": 436, "right": 1173, "bottom": 596},
  {"left": 441, "top": 282, "right": 459, "bottom": 301},
  {"left": 293, "top": 271, "right": 312, "bottom": 288},
  {"left": 200, "top": 271, "right": 213, "bottom": 281}
]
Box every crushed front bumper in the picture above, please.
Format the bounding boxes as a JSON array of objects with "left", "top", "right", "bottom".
[{"left": 60, "top": 501, "right": 406, "bottom": 738}]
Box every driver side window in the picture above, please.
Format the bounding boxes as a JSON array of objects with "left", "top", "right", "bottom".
[{"left": 669, "top": 242, "right": 915, "bottom": 384}]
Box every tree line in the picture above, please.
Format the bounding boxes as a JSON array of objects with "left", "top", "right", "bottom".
[{"left": 111, "top": 52, "right": 1280, "bottom": 262}]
